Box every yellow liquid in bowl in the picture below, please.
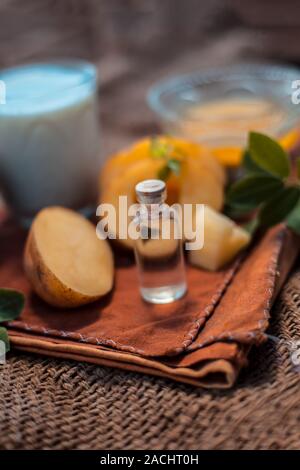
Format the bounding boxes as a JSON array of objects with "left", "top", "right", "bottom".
[{"left": 176, "top": 98, "right": 299, "bottom": 166}]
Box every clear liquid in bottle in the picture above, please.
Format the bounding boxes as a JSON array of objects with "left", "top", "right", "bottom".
[{"left": 134, "top": 179, "right": 187, "bottom": 304}]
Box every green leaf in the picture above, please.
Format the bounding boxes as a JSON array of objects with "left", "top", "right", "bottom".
[
  {"left": 150, "top": 137, "right": 170, "bottom": 160},
  {"left": 224, "top": 203, "right": 255, "bottom": 218},
  {"left": 0, "top": 327, "right": 10, "bottom": 352},
  {"left": 287, "top": 199, "right": 300, "bottom": 234},
  {"left": 297, "top": 158, "right": 300, "bottom": 181},
  {"left": 0, "top": 288, "right": 25, "bottom": 322},
  {"left": 243, "top": 217, "right": 260, "bottom": 236},
  {"left": 259, "top": 187, "right": 300, "bottom": 228},
  {"left": 157, "top": 164, "right": 171, "bottom": 181},
  {"left": 226, "top": 174, "right": 284, "bottom": 209},
  {"left": 249, "top": 132, "right": 290, "bottom": 178},
  {"left": 243, "top": 150, "right": 268, "bottom": 175},
  {"left": 167, "top": 158, "right": 181, "bottom": 176},
  {"left": 157, "top": 158, "right": 182, "bottom": 181}
]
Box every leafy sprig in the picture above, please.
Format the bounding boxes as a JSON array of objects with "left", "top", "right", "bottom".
[
  {"left": 0, "top": 288, "right": 25, "bottom": 352},
  {"left": 150, "top": 137, "right": 183, "bottom": 181},
  {"left": 226, "top": 132, "right": 300, "bottom": 234}
]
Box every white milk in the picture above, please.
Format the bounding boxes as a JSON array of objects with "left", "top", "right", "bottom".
[{"left": 0, "top": 61, "right": 101, "bottom": 225}]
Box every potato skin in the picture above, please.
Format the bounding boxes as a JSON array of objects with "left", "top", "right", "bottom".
[{"left": 24, "top": 218, "right": 113, "bottom": 309}]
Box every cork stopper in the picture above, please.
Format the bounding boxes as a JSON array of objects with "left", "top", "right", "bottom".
[{"left": 135, "top": 179, "right": 166, "bottom": 204}]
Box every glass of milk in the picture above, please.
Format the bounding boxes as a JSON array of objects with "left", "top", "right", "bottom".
[{"left": 0, "top": 60, "right": 101, "bottom": 225}]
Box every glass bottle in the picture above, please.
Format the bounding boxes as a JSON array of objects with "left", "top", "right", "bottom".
[{"left": 133, "top": 179, "right": 187, "bottom": 304}]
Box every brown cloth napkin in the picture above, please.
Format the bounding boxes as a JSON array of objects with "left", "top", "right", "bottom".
[{"left": 1, "top": 212, "right": 299, "bottom": 388}]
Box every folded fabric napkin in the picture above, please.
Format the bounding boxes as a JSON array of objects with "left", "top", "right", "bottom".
[{"left": 1, "top": 212, "right": 299, "bottom": 388}]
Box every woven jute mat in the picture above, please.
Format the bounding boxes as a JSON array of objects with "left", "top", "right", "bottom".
[{"left": 1, "top": 268, "right": 300, "bottom": 450}]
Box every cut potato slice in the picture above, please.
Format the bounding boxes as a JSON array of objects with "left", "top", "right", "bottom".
[
  {"left": 24, "top": 207, "right": 114, "bottom": 308},
  {"left": 188, "top": 206, "right": 251, "bottom": 271}
]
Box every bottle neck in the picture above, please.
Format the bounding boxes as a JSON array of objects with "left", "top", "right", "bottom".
[{"left": 138, "top": 201, "right": 171, "bottom": 221}]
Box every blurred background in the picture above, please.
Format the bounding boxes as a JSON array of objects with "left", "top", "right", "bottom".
[{"left": 1, "top": 0, "right": 300, "bottom": 154}]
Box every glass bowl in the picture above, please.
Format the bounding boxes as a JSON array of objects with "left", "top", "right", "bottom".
[
  {"left": 147, "top": 64, "right": 300, "bottom": 166},
  {"left": 0, "top": 60, "right": 100, "bottom": 225}
]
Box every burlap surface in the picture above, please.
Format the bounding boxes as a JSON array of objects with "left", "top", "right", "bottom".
[{"left": 1, "top": 267, "right": 300, "bottom": 450}]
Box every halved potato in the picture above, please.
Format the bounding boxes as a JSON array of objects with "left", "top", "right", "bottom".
[{"left": 24, "top": 207, "right": 114, "bottom": 308}]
